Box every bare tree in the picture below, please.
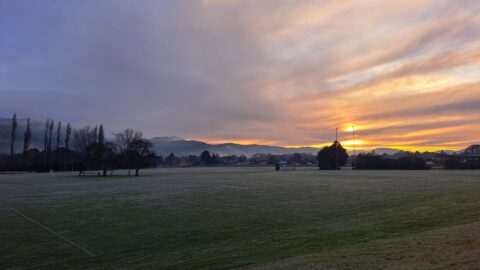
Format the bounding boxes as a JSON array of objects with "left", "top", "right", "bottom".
[
  {"left": 73, "top": 126, "right": 94, "bottom": 154},
  {"left": 23, "top": 118, "right": 32, "bottom": 161},
  {"left": 65, "top": 123, "right": 71, "bottom": 152},
  {"left": 44, "top": 120, "right": 54, "bottom": 164},
  {"left": 44, "top": 119, "right": 50, "bottom": 162},
  {"left": 74, "top": 126, "right": 91, "bottom": 175},
  {"left": 101, "top": 142, "right": 116, "bottom": 177},
  {"left": 73, "top": 126, "right": 98, "bottom": 175},
  {"left": 98, "top": 124, "right": 104, "bottom": 160},
  {"left": 56, "top": 121, "right": 62, "bottom": 150},
  {"left": 114, "top": 129, "right": 135, "bottom": 175},
  {"left": 128, "top": 132, "right": 154, "bottom": 176},
  {"left": 48, "top": 120, "right": 54, "bottom": 154},
  {"left": 92, "top": 125, "right": 99, "bottom": 145},
  {"left": 10, "top": 113, "right": 17, "bottom": 160},
  {"left": 114, "top": 129, "right": 135, "bottom": 154}
]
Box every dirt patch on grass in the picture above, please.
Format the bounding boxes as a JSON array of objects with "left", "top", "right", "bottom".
[{"left": 246, "top": 222, "right": 480, "bottom": 270}]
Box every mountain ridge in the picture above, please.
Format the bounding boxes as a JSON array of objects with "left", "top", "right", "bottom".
[{"left": 0, "top": 117, "right": 465, "bottom": 156}]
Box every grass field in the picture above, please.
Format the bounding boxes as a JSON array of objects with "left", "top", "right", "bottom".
[{"left": 1, "top": 168, "right": 480, "bottom": 269}]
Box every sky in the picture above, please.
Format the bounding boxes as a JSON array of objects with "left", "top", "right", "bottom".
[{"left": 1, "top": 0, "right": 479, "bottom": 151}]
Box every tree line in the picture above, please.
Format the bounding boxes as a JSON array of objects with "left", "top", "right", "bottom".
[
  {"left": 0, "top": 113, "right": 155, "bottom": 176},
  {"left": 355, "top": 154, "right": 430, "bottom": 170},
  {"left": 443, "top": 156, "right": 480, "bottom": 170},
  {"left": 316, "top": 140, "right": 431, "bottom": 170},
  {"left": 4, "top": 113, "right": 468, "bottom": 172}
]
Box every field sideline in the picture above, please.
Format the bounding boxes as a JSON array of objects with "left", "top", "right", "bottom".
[{"left": 1, "top": 168, "right": 480, "bottom": 269}]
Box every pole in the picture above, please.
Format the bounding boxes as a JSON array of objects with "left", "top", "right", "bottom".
[
  {"left": 352, "top": 125, "right": 356, "bottom": 170},
  {"left": 336, "top": 128, "right": 338, "bottom": 170}
]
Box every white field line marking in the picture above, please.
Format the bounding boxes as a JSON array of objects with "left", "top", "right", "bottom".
[{"left": 0, "top": 202, "right": 95, "bottom": 257}]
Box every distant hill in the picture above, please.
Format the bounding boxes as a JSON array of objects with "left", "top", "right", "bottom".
[
  {"left": 369, "top": 148, "right": 401, "bottom": 155},
  {"left": 0, "top": 117, "right": 468, "bottom": 157},
  {"left": 0, "top": 118, "right": 322, "bottom": 156},
  {"left": 363, "top": 148, "right": 462, "bottom": 156},
  {"left": 150, "top": 137, "right": 322, "bottom": 157}
]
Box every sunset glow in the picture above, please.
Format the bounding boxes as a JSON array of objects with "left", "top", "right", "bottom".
[{"left": 1, "top": 0, "right": 479, "bottom": 151}]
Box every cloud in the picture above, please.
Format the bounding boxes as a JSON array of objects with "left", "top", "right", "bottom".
[{"left": 1, "top": 0, "right": 479, "bottom": 150}]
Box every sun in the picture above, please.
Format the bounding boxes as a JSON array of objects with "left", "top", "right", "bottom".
[{"left": 345, "top": 124, "right": 358, "bottom": 132}]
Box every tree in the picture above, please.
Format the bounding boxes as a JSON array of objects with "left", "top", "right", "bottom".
[
  {"left": 444, "top": 157, "right": 462, "bottom": 169},
  {"left": 23, "top": 118, "right": 32, "bottom": 162},
  {"left": 10, "top": 113, "right": 17, "bottom": 160},
  {"left": 413, "top": 158, "right": 427, "bottom": 170},
  {"left": 396, "top": 157, "right": 413, "bottom": 170},
  {"left": 97, "top": 124, "right": 105, "bottom": 165},
  {"left": 127, "top": 132, "right": 153, "bottom": 176},
  {"left": 56, "top": 121, "right": 62, "bottom": 150},
  {"left": 211, "top": 153, "right": 220, "bottom": 164},
  {"left": 317, "top": 141, "right": 348, "bottom": 170},
  {"left": 94, "top": 124, "right": 109, "bottom": 175},
  {"left": 200, "top": 150, "right": 212, "bottom": 165},
  {"left": 47, "top": 120, "right": 54, "bottom": 159},
  {"left": 65, "top": 123, "right": 72, "bottom": 152},
  {"left": 92, "top": 125, "right": 99, "bottom": 145},
  {"left": 114, "top": 129, "right": 135, "bottom": 153},
  {"left": 73, "top": 126, "right": 96, "bottom": 154},
  {"left": 100, "top": 142, "right": 116, "bottom": 176},
  {"left": 114, "top": 128, "right": 136, "bottom": 175},
  {"left": 44, "top": 119, "right": 50, "bottom": 163},
  {"left": 165, "top": 152, "right": 177, "bottom": 166},
  {"left": 63, "top": 122, "right": 72, "bottom": 169},
  {"left": 356, "top": 154, "right": 428, "bottom": 170},
  {"left": 73, "top": 126, "right": 97, "bottom": 175}
]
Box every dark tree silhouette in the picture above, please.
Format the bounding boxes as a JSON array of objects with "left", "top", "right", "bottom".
[
  {"left": 126, "top": 132, "right": 153, "bottom": 176},
  {"left": 56, "top": 121, "right": 62, "bottom": 150},
  {"left": 65, "top": 123, "right": 72, "bottom": 152},
  {"left": 97, "top": 124, "right": 104, "bottom": 162},
  {"left": 73, "top": 126, "right": 97, "bottom": 175},
  {"left": 74, "top": 126, "right": 96, "bottom": 154},
  {"left": 356, "top": 154, "right": 429, "bottom": 170},
  {"left": 100, "top": 142, "right": 116, "bottom": 176},
  {"left": 211, "top": 153, "right": 220, "bottom": 164},
  {"left": 92, "top": 125, "right": 99, "bottom": 145},
  {"left": 444, "top": 157, "right": 462, "bottom": 169},
  {"left": 10, "top": 113, "right": 17, "bottom": 160},
  {"left": 92, "top": 124, "right": 105, "bottom": 172},
  {"left": 1, "top": 114, "right": 158, "bottom": 174},
  {"left": 62, "top": 122, "right": 72, "bottom": 169},
  {"left": 165, "top": 152, "right": 177, "bottom": 166},
  {"left": 317, "top": 140, "right": 349, "bottom": 170},
  {"left": 114, "top": 128, "right": 135, "bottom": 175},
  {"left": 23, "top": 118, "right": 32, "bottom": 161},
  {"left": 200, "top": 150, "right": 212, "bottom": 165},
  {"left": 43, "top": 119, "right": 50, "bottom": 163},
  {"left": 47, "top": 120, "right": 54, "bottom": 160},
  {"left": 114, "top": 129, "right": 154, "bottom": 175}
]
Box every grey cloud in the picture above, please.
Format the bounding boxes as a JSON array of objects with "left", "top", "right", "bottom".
[
  {"left": 1, "top": 0, "right": 479, "bottom": 147},
  {"left": 1, "top": 0, "right": 282, "bottom": 138},
  {"left": 361, "top": 98, "right": 480, "bottom": 122}
]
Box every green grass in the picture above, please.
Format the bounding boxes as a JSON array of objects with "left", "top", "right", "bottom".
[{"left": 1, "top": 168, "right": 480, "bottom": 269}]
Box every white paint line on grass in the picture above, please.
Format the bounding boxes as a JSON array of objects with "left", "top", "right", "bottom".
[{"left": 0, "top": 201, "right": 95, "bottom": 257}]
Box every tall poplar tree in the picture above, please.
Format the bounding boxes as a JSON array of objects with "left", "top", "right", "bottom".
[
  {"left": 10, "top": 113, "right": 17, "bottom": 160},
  {"left": 23, "top": 118, "right": 32, "bottom": 160},
  {"left": 65, "top": 123, "right": 72, "bottom": 152},
  {"left": 56, "top": 121, "right": 62, "bottom": 150}
]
